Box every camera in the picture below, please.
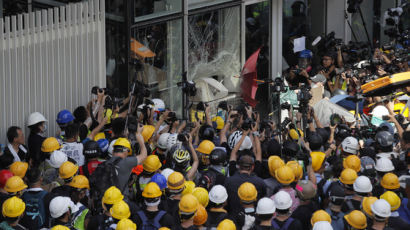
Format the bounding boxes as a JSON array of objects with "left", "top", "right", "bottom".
[
  {"left": 330, "top": 113, "right": 342, "bottom": 126},
  {"left": 91, "top": 86, "right": 110, "bottom": 95},
  {"left": 241, "top": 118, "right": 254, "bottom": 131},
  {"left": 279, "top": 117, "right": 292, "bottom": 131},
  {"left": 281, "top": 102, "right": 291, "bottom": 110}
]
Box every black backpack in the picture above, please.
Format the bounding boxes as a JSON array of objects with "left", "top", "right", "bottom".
[
  {"left": 137, "top": 210, "right": 166, "bottom": 230},
  {"left": 21, "top": 190, "right": 48, "bottom": 229},
  {"left": 89, "top": 157, "right": 122, "bottom": 214}
]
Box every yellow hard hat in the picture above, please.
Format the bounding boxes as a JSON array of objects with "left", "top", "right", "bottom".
[
  {"left": 179, "top": 194, "right": 199, "bottom": 213},
  {"left": 286, "top": 161, "right": 303, "bottom": 181},
  {"left": 380, "top": 173, "right": 400, "bottom": 190},
  {"left": 110, "top": 200, "right": 131, "bottom": 220},
  {"left": 311, "top": 152, "right": 326, "bottom": 172},
  {"left": 182, "top": 181, "right": 196, "bottom": 196},
  {"left": 195, "top": 140, "right": 215, "bottom": 155},
  {"left": 344, "top": 210, "right": 367, "bottom": 229},
  {"left": 51, "top": 226, "right": 70, "bottom": 230},
  {"left": 142, "top": 125, "right": 155, "bottom": 142},
  {"left": 238, "top": 182, "right": 257, "bottom": 202},
  {"left": 143, "top": 155, "right": 162, "bottom": 173},
  {"left": 311, "top": 210, "right": 331, "bottom": 226},
  {"left": 362, "top": 196, "right": 378, "bottom": 216},
  {"left": 193, "top": 204, "right": 208, "bottom": 226},
  {"left": 167, "top": 172, "right": 185, "bottom": 190},
  {"left": 41, "top": 137, "right": 61, "bottom": 152},
  {"left": 114, "top": 138, "right": 132, "bottom": 155},
  {"left": 380, "top": 191, "right": 401, "bottom": 211},
  {"left": 2, "top": 196, "right": 25, "bottom": 218},
  {"left": 192, "top": 187, "right": 209, "bottom": 208},
  {"left": 275, "top": 166, "right": 295, "bottom": 185},
  {"left": 343, "top": 155, "right": 361, "bottom": 172},
  {"left": 116, "top": 218, "right": 137, "bottom": 230},
  {"left": 10, "top": 161, "right": 28, "bottom": 178},
  {"left": 288, "top": 129, "right": 300, "bottom": 140},
  {"left": 394, "top": 102, "right": 409, "bottom": 117},
  {"left": 159, "top": 228, "right": 170, "bottom": 230},
  {"left": 59, "top": 161, "right": 78, "bottom": 179},
  {"left": 339, "top": 168, "right": 358, "bottom": 185},
  {"left": 68, "top": 175, "right": 90, "bottom": 190},
  {"left": 4, "top": 176, "right": 27, "bottom": 193},
  {"left": 94, "top": 132, "right": 106, "bottom": 141},
  {"left": 212, "top": 116, "right": 225, "bottom": 130},
  {"left": 102, "top": 186, "right": 124, "bottom": 205},
  {"left": 142, "top": 182, "right": 162, "bottom": 198},
  {"left": 268, "top": 156, "right": 285, "bottom": 177},
  {"left": 217, "top": 219, "right": 236, "bottom": 230}
]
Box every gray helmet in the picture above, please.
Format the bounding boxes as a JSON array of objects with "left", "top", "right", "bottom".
[
  {"left": 332, "top": 89, "right": 347, "bottom": 97},
  {"left": 375, "top": 131, "right": 394, "bottom": 147}
]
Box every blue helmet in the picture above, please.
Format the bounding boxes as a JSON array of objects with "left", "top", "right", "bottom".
[
  {"left": 56, "top": 109, "right": 74, "bottom": 124},
  {"left": 150, "top": 173, "right": 167, "bottom": 190},
  {"left": 299, "top": 49, "right": 313, "bottom": 59},
  {"left": 97, "top": 138, "right": 109, "bottom": 153}
]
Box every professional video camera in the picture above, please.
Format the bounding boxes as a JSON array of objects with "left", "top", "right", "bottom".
[{"left": 313, "top": 31, "right": 343, "bottom": 55}]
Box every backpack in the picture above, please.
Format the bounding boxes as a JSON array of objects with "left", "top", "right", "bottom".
[
  {"left": 137, "top": 210, "right": 166, "bottom": 230},
  {"left": 21, "top": 190, "right": 48, "bottom": 228},
  {"left": 89, "top": 157, "right": 122, "bottom": 214},
  {"left": 271, "top": 217, "right": 294, "bottom": 230}
]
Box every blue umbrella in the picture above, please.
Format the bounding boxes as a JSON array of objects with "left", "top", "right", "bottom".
[{"left": 330, "top": 95, "right": 364, "bottom": 112}]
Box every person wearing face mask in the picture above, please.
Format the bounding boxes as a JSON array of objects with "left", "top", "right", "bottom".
[
  {"left": 27, "top": 112, "right": 48, "bottom": 167},
  {"left": 134, "top": 182, "right": 174, "bottom": 229}
]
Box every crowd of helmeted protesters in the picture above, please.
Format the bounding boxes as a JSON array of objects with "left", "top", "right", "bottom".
[{"left": 0, "top": 50, "right": 410, "bottom": 230}]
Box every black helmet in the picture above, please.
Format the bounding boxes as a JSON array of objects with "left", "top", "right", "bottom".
[
  {"left": 210, "top": 149, "right": 227, "bottom": 165},
  {"left": 83, "top": 141, "right": 101, "bottom": 159},
  {"left": 328, "top": 183, "right": 345, "bottom": 205},
  {"left": 199, "top": 125, "right": 215, "bottom": 141},
  {"left": 282, "top": 140, "right": 299, "bottom": 158},
  {"left": 336, "top": 124, "right": 351, "bottom": 141},
  {"left": 307, "top": 132, "right": 323, "bottom": 151},
  {"left": 375, "top": 131, "right": 394, "bottom": 147}
]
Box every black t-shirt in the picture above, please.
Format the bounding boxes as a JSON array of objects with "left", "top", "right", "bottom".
[
  {"left": 291, "top": 201, "right": 320, "bottom": 229},
  {"left": 388, "top": 216, "right": 410, "bottom": 229},
  {"left": 205, "top": 211, "right": 229, "bottom": 228},
  {"left": 51, "top": 185, "right": 72, "bottom": 197},
  {"left": 164, "top": 198, "right": 181, "bottom": 225},
  {"left": 341, "top": 198, "right": 362, "bottom": 213},
  {"left": 272, "top": 217, "right": 303, "bottom": 230},
  {"left": 87, "top": 214, "right": 112, "bottom": 230},
  {"left": 133, "top": 209, "right": 174, "bottom": 229},
  {"left": 28, "top": 133, "right": 46, "bottom": 167}
]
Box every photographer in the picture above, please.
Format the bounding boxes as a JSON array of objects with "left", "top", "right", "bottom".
[{"left": 287, "top": 50, "right": 313, "bottom": 86}]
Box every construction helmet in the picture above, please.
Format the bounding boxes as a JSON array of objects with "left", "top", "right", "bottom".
[
  {"left": 339, "top": 168, "right": 358, "bottom": 185},
  {"left": 380, "top": 191, "right": 401, "bottom": 211},
  {"left": 212, "top": 116, "right": 225, "bottom": 130},
  {"left": 102, "top": 186, "right": 124, "bottom": 205},
  {"left": 344, "top": 210, "right": 367, "bottom": 229},
  {"left": 158, "top": 228, "right": 170, "bottom": 230},
  {"left": 157, "top": 133, "right": 170, "bottom": 150},
  {"left": 375, "top": 157, "right": 394, "bottom": 172},
  {"left": 41, "top": 137, "right": 61, "bottom": 152},
  {"left": 182, "top": 181, "right": 196, "bottom": 196},
  {"left": 68, "top": 175, "right": 90, "bottom": 190},
  {"left": 97, "top": 139, "right": 109, "bottom": 153},
  {"left": 51, "top": 226, "right": 70, "bottom": 230},
  {"left": 311, "top": 210, "right": 332, "bottom": 226},
  {"left": 172, "top": 148, "right": 191, "bottom": 164},
  {"left": 209, "top": 185, "right": 228, "bottom": 204},
  {"left": 110, "top": 200, "right": 131, "bottom": 220},
  {"left": 10, "top": 161, "right": 28, "bottom": 178},
  {"left": 362, "top": 196, "right": 378, "bottom": 216},
  {"left": 238, "top": 182, "right": 257, "bottom": 203},
  {"left": 371, "top": 199, "right": 391, "bottom": 218},
  {"left": 268, "top": 156, "right": 285, "bottom": 177},
  {"left": 193, "top": 204, "right": 208, "bottom": 226},
  {"left": 94, "top": 132, "right": 106, "bottom": 141},
  {"left": 142, "top": 182, "right": 162, "bottom": 198},
  {"left": 116, "top": 218, "right": 137, "bottom": 230},
  {"left": 83, "top": 141, "right": 102, "bottom": 159},
  {"left": 56, "top": 109, "right": 74, "bottom": 125},
  {"left": 166, "top": 133, "right": 180, "bottom": 151},
  {"left": 48, "top": 150, "right": 68, "bottom": 169},
  {"left": 4, "top": 176, "right": 27, "bottom": 193},
  {"left": 59, "top": 161, "right": 78, "bottom": 179},
  {"left": 161, "top": 168, "right": 174, "bottom": 180},
  {"left": 311, "top": 152, "right": 326, "bottom": 172},
  {"left": 256, "top": 197, "right": 276, "bottom": 215},
  {"left": 143, "top": 155, "right": 162, "bottom": 173},
  {"left": 343, "top": 155, "right": 361, "bottom": 172},
  {"left": 2, "top": 196, "right": 25, "bottom": 218},
  {"left": 149, "top": 173, "right": 167, "bottom": 190},
  {"left": 286, "top": 161, "right": 303, "bottom": 181},
  {"left": 312, "top": 221, "right": 333, "bottom": 230},
  {"left": 375, "top": 131, "right": 394, "bottom": 148},
  {"left": 341, "top": 136, "right": 359, "bottom": 155},
  {"left": 0, "top": 170, "right": 14, "bottom": 189},
  {"left": 167, "top": 172, "right": 185, "bottom": 190},
  {"left": 210, "top": 148, "right": 227, "bottom": 165},
  {"left": 179, "top": 194, "right": 199, "bottom": 213},
  {"left": 27, "top": 112, "right": 47, "bottom": 126},
  {"left": 196, "top": 140, "right": 215, "bottom": 155},
  {"left": 380, "top": 173, "right": 400, "bottom": 190},
  {"left": 217, "top": 219, "right": 236, "bottom": 230},
  {"left": 353, "top": 176, "right": 373, "bottom": 193},
  {"left": 275, "top": 166, "right": 295, "bottom": 185},
  {"left": 192, "top": 187, "right": 209, "bottom": 208},
  {"left": 296, "top": 180, "right": 317, "bottom": 200},
  {"left": 142, "top": 125, "right": 155, "bottom": 142},
  {"left": 288, "top": 128, "right": 301, "bottom": 140},
  {"left": 113, "top": 138, "right": 132, "bottom": 155},
  {"left": 273, "top": 191, "right": 292, "bottom": 210},
  {"left": 49, "top": 196, "right": 74, "bottom": 218},
  {"left": 228, "top": 131, "right": 243, "bottom": 150}
]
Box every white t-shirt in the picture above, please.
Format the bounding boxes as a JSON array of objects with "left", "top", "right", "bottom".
[{"left": 61, "top": 142, "right": 85, "bottom": 166}]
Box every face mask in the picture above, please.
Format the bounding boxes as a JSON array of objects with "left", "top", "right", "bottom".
[
  {"left": 145, "top": 199, "right": 161, "bottom": 207},
  {"left": 244, "top": 207, "right": 255, "bottom": 213},
  {"left": 42, "top": 124, "right": 48, "bottom": 132}
]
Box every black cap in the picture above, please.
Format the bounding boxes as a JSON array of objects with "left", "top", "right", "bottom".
[{"left": 83, "top": 141, "right": 101, "bottom": 158}]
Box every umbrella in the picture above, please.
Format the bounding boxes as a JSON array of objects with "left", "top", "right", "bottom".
[
  {"left": 313, "top": 99, "right": 356, "bottom": 126},
  {"left": 130, "top": 38, "right": 156, "bottom": 59},
  {"left": 240, "top": 48, "right": 260, "bottom": 107},
  {"left": 330, "top": 94, "right": 363, "bottom": 112}
]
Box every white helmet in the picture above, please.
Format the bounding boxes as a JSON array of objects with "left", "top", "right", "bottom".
[
  {"left": 228, "top": 131, "right": 243, "bottom": 150},
  {"left": 161, "top": 168, "right": 174, "bottom": 180},
  {"left": 371, "top": 105, "right": 389, "bottom": 119},
  {"left": 152, "top": 98, "right": 165, "bottom": 112},
  {"left": 166, "top": 133, "right": 180, "bottom": 151},
  {"left": 371, "top": 199, "right": 391, "bottom": 218},
  {"left": 256, "top": 197, "right": 276, "bottom": 215},
  {"left": 27, "top": 112, "right": 47, "bottom": 126},
  {"left": 353, "top": 176, "right": 373, "bottom": 193},
  {"left": 49, "top": 196, "right": 77, "bottom": 218},
  {"left": 341, "top": 136, "right": 359, "bottom": 155},
  {"left": 313, "top": 221, "right": 333, "bottom": 230},
  {"left": 375, "top": 157, "right": 394, "bottom": 172},
  {"left": 209, "top": 185, "right": 228, "bottom": 204},
  {"left": 273, "top": 191, "right": 292, "bottom": 210},
  {"left": 239, "top": 136, "right": 253, "bottom": 151},
  {"left": 47, "top": 150, "right": 68, "bottom": 168},
  {"left": 157, "top": 133, "right": 170, "bottom": 150}
]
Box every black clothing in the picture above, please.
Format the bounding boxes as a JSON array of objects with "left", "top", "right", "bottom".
[
  {"left": 51, "top": 185, "right": 72, "bottom": 197},
  {"left": 341, "top": 198, "right": 362, "bottom": 213},
  {"left": 133, "top": 209, "right": 174, "bottom": 229},
  {"left": 252, "top": 225, "right": 276, "bottom": 230},
  {"left": 291, "top": 201, "right": 320, "bottom": 229},
  {"left": 272, "top": 217, "right": 303, "bottom": 230},
  {"left": 164, "top": 198, "right": 181, "bottom": 225},
  {"left": 205, "top": 210, "right": 229, "bottom": 228},
  {"left": 27, "top": 133, "right": 46, "bottom": 167},
  {"left": 3, "top": 145, "right": 29, "bottom": 162},
  {"left": 388, "top": 216, "right": 410, "bottom": 229},
  {"left": 87, "top": 214, "right": 113, "bottom": 230}
]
